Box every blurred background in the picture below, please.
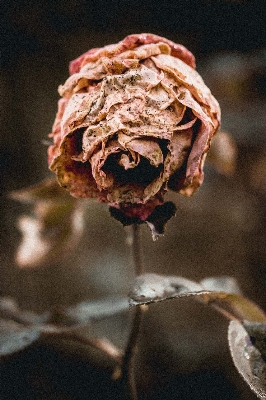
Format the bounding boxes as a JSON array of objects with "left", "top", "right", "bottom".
[{"left": 1, "top": 0, "right": 266, "bottom": 398}]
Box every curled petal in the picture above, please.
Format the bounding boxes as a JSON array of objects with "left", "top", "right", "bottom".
[
  {"left": 164, "top": 128, "right": 194, "bottom": 182},
  {"left": 152, "top": 54, "right": 220, "bottom": 117},
  {"left": 70, "top": 33, "right": 196, "bottom": 74},
  {"left": 125, "top": 138, "right": 163, "bottom": 167}
]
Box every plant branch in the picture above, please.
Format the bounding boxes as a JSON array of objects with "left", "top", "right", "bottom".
[
  {"left": 131, "top": 223, "right": 143, "bottom": 276},
  {"left": 123, "top": 224, "right": 144, "bottom": 400},
  {"left": 44, "top": 329, "right": 124, "bottom": 364}
]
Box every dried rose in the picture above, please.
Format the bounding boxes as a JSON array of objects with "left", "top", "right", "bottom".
[{"left": 48, "top": 33, "right": 220, "bottom": 221}]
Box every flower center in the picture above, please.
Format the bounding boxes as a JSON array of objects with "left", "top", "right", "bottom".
[{"left": 103, "top": 152, "right": 163, "bottom": 186}]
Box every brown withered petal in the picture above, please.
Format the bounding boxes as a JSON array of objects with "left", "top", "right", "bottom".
[{"left": 48, "top": 33, "right": 220, "bottom": 221}]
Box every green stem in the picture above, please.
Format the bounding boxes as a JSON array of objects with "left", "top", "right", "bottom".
[{"left": 123, "top": 224, "right": 144, "bottom": 400}]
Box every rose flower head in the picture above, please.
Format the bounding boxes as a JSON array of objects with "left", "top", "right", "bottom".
[{"left": 48, "top": 33, "right": 220, "bottom": 229}]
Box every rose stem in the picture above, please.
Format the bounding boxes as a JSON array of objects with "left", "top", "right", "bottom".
[{"left": 123, "top": 223, "right": 144, "bottom": 400}]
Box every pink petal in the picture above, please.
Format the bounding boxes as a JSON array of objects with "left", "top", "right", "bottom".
[
  {"left": 125, "top": 138, "right": 163, "bottom": 167},
  {"left": 69, "top": 33, "right": 195, "bottom": 74}
]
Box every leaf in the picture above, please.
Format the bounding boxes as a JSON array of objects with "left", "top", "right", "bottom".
[
  {"left": 243, "top": 321, "right": 266, "bottom": 362},
  {"left": 43, "top": 330, "right": 123, "bottom": 373},
  {"left": 0, "top": 294, "right": 126, "bottom": 367},
  {"left": 208, "top": 293, "right": 266, "bottom": 323},
  {"left": 0, "top": 318, "right": 122, "bottom": 369},
  {"left": 11, "top": 179, "right": 85, "bottom": 268},
  {"left": 129, "top": 273, "right": 266, "bottom": 322},
  {"left": 228, "top": 320, "right": 266, "bottom": 399},
  {"left": 129, "top": 273, "right": 203, "bottom": 306},
  {"left": 0, "top": 297, "right": 50, "bottom": 325},
  {"left": 200, "top": 276, "right": 242, "bottom": 295},
  {"left": 0, "top": 320, "right": 41, "bottom": 356},
  {"left": 56, "top": 297, "right": 129, "bottom": 326}
]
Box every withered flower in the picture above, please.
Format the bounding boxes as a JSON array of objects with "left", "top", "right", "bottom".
[{"left": 48, "top": 33, "right": 220, "bottom": 222}]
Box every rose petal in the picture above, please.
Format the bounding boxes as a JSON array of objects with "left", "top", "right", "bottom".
[
  {"left": 118, "top": 152, "right": 140, "bottom": 169},
  {"left": 119, "top": 136, "right": 163, "bottom": 167},
  {"left": 107, "top": 183, "right": 146, "bottom": 205},
  {"left": 164, "top": 128, "right": 194, "bottom": 181},
  {"left": 118, "top": 42, "right": 171, "bottom": 60},
  {"left": 70, "top": 33, "right": 195, "bottom": 74},
  {"left": 48, "top": 98, "right": 68, "bottom": 165},
  {"left": 174, "top": 87, "right": 213, "bottom": 182},
  {"left": 59, "top": 58, "right": 140, "bottom": 97},
  {"left": 143, "top": 174, "right": 164, "bottom": 201},
  {"left": 152, "top": 54, "right": 220, "bottom": 116},
  {"left": 90, "top": 140, "right": 123, "bottom": 189}
]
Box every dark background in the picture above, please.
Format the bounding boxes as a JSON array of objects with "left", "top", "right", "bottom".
[
  {"left": 1, "top": 1, "right": 266, "bottom": 399},
  {"left": 1, "top": 0, "right": 266, "bottom": 192},
  {"left": 1, "top": 0, "right": 266, "bottom": 188}
]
